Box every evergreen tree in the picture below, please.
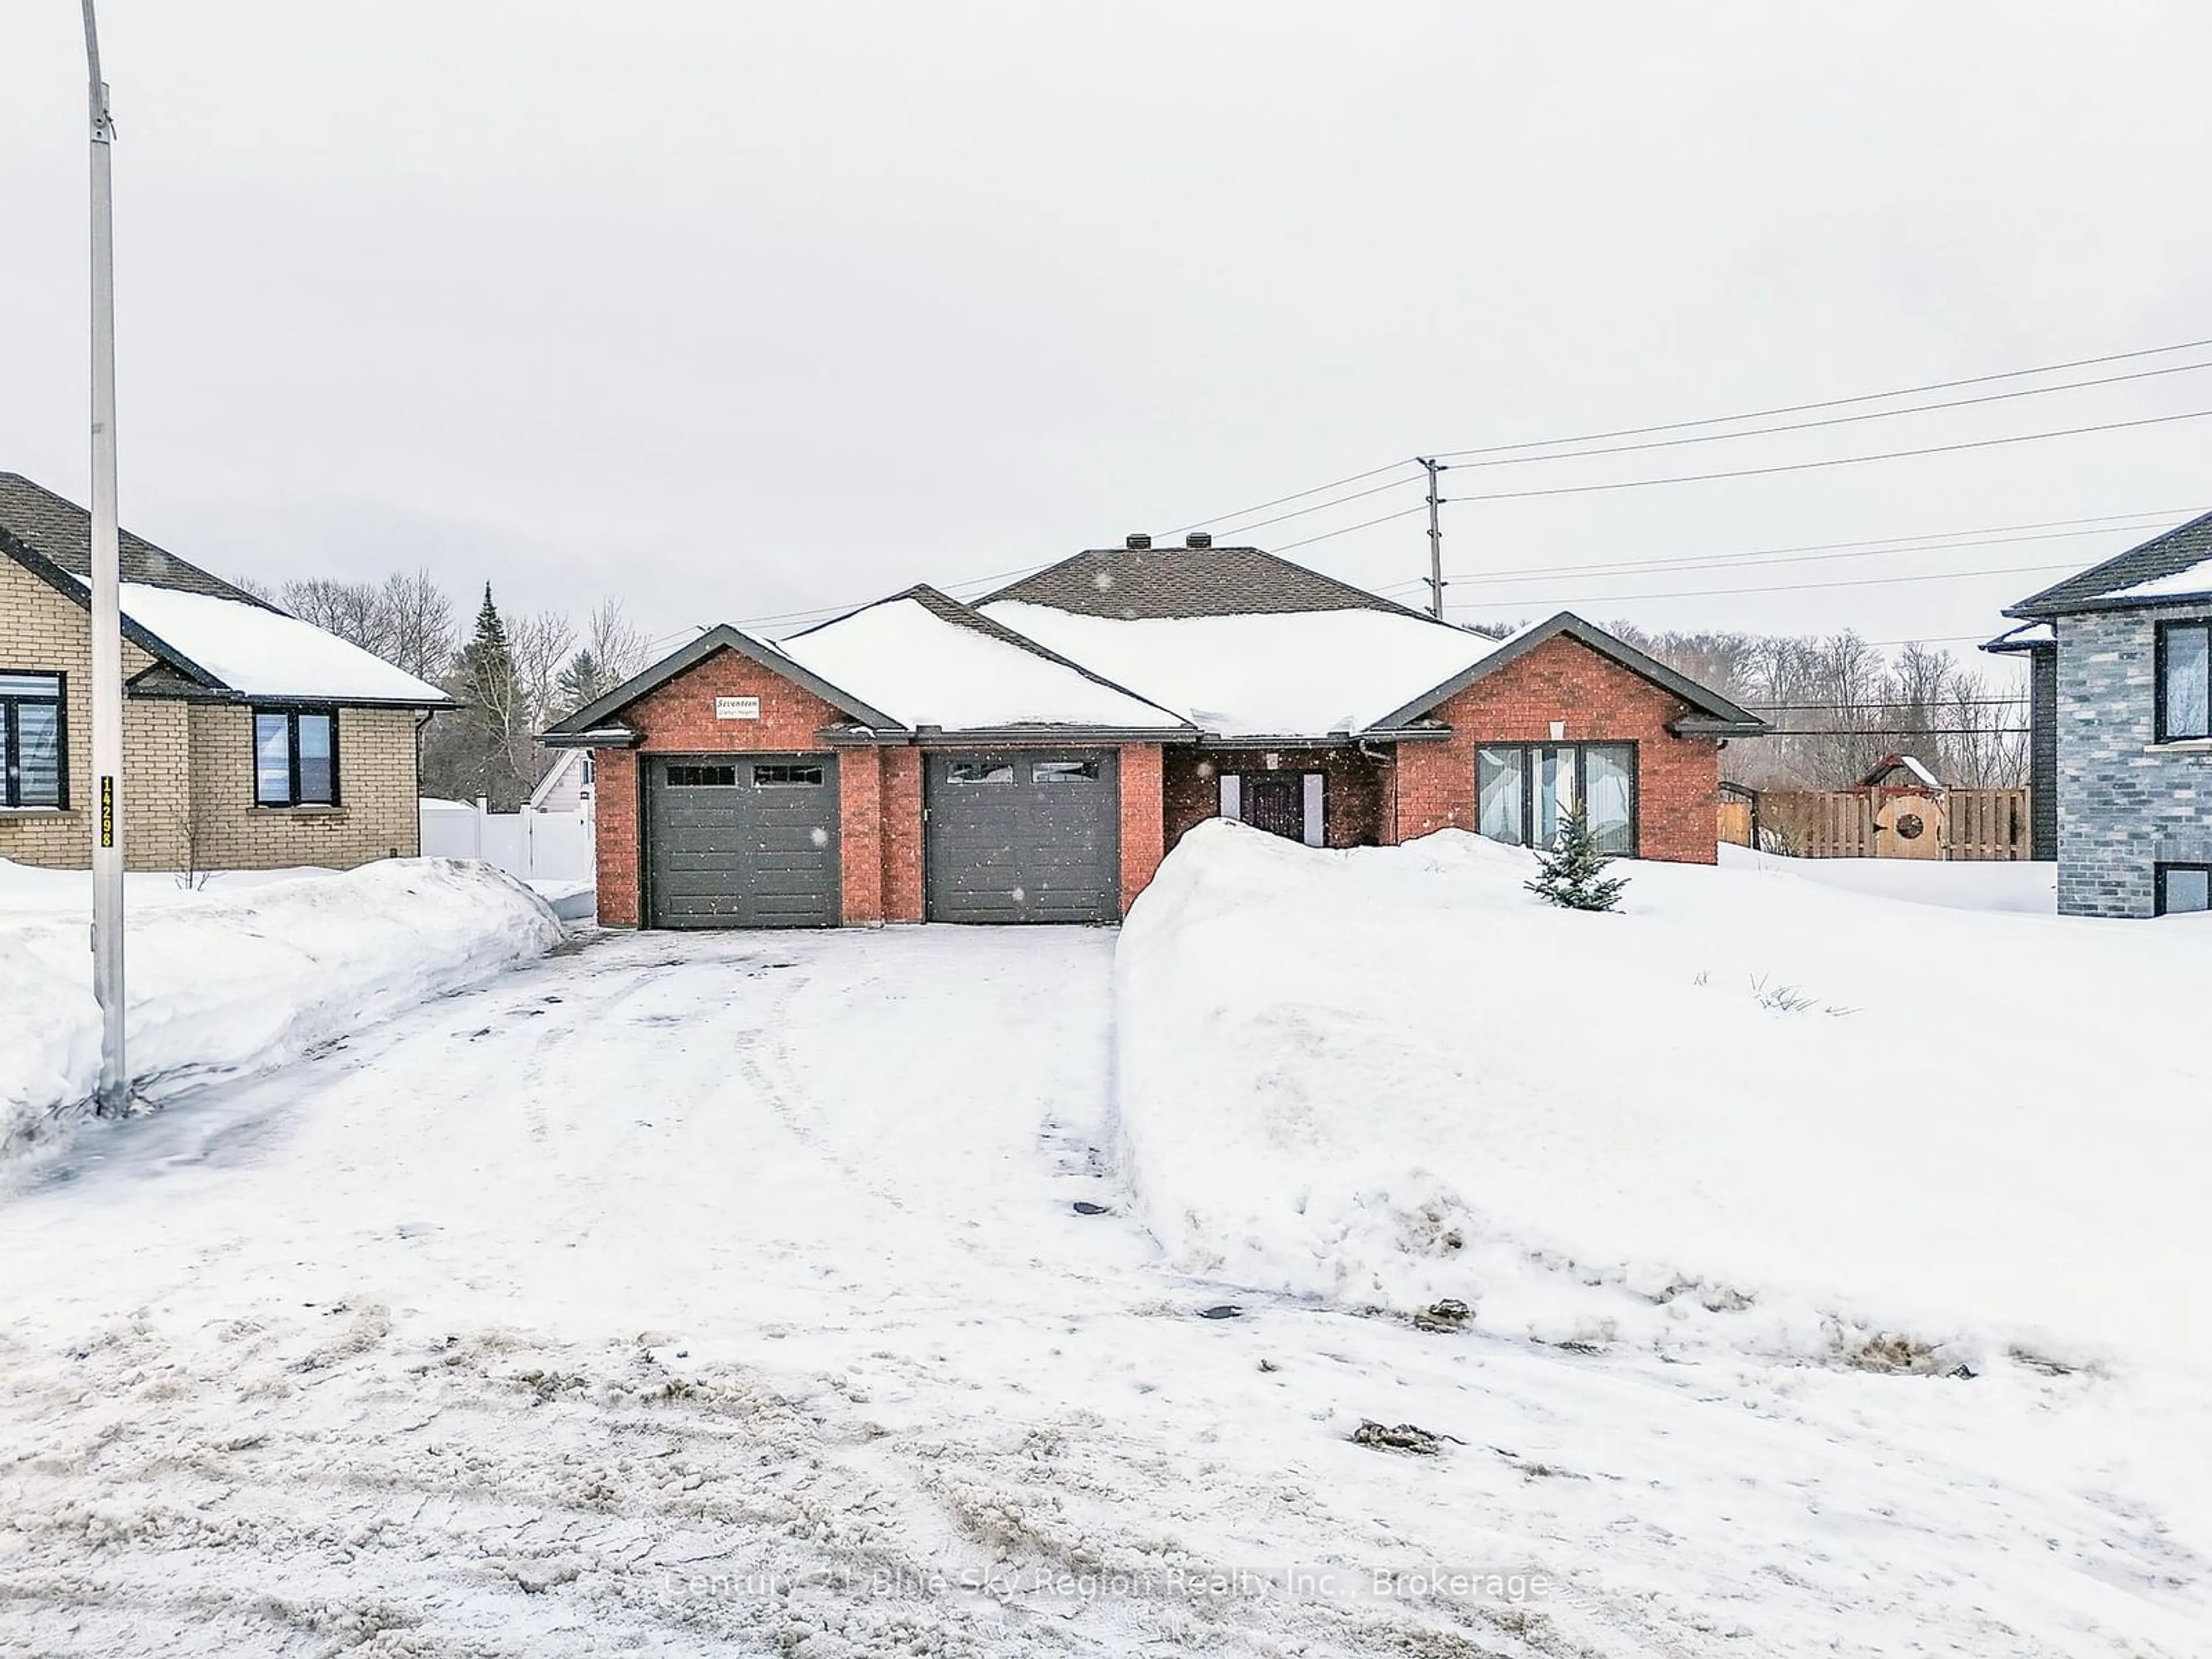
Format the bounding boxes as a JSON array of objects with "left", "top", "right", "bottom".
[
  {"left": 1524, "top": 806, "right": 1628, "bottom": 912},
  {"left": 443, "top": 585, "right": 529, "bottom": 808},
  {"left": 556, "top": 646, "right": 607, "bottom": 714},
  {"left": 461, "top": 584, "right": 514, "bottom": 692}
]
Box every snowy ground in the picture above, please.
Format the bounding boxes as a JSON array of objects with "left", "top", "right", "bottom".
[
  {"left": 0, "top": 859, "right": 563, "bottom": 1155},
  {"left": 2, "top": 849, "right": 2207, "bottom": 1654}
]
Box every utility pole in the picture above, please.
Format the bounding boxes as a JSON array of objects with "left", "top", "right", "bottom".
[
  {"left": 1416, "top": 456, "right": 1446, "bottom": 619},
  {"left": 83, "top": 0, "right": 127, "bottom": 1115}
]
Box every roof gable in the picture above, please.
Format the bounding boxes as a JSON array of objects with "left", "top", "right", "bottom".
[
  {"left": 543, "top": 624, "right": 906, "bottom": 739},
  {"left": 1369, "top": 612, "right": 1769, "bottom": 735},
  {"left": 984, "top": 541, "right": 1428, "bottom": 620},
  {"left": 2006, "top": 507, "right": 2212, "bottom": 616}
]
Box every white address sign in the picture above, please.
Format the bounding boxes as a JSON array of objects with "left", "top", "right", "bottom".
[{"left": 714, "top": 696, "right": 762, "bottom": 721}]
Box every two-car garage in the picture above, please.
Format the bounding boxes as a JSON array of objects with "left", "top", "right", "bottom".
[
  {"left": 549, "top": 603, "right": 1188, "bottom": 930},
  {"left": 641, "top": 747, "right": 1122, "bottom": 928}
]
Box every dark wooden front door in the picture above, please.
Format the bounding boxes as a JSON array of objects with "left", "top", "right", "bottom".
[{"left": 1244, "top": 774, "right": 1304, "bottom": 842}]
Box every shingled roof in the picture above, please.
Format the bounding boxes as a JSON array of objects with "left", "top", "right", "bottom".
[
  {"left": 983, "top": 536, "right": 1427, "bottom": 620},
  {"left": 2005, "top": 507, "right": 2212, "bottom": 617},
  {"left": 0, "top": 472, "right": 270, "bottom": 606}
]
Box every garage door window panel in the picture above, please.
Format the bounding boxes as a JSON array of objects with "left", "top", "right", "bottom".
[{"left": 753, "top": 763, "right": 824, "bottom": 786}]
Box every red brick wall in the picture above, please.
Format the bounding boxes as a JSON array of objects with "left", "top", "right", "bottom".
[
  {"left": 882, "top": 747, "right": 924, "bottom": 922},
  {"left": 839, "top": 748, "right": 883, "bottom": 925},
  {"left": 591, "top": 646, "right": 857, "bottom": 927},
  {"left": 594, "top": 748, "right": 642, "bottom": 926},
  {"left": 1392, "top": 635, "right": 1720, "bottom": 863},
  {"left": 1162, "top": 746, "right": 1392, "bottom": 851},
  {"left": 1118, "top": 744, "right": 1166, "bottom": 912}
]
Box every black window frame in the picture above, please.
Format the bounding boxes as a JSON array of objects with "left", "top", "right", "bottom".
[
  {"left": 2155, "top": 862, "right": 2212, "bottom": 916},
  {"left": 2154, "top": 621, "right": 2212, "bottom": 742},
  {"left": 1032, "top": 758, "right": 1102, "bottom": 784},
  {"left": 1472, "top": 740, "right": 1639, "bottom": 856},
  {"left": 752, "top": 762, "right": 825, "bottom": 787},
  {"left": 665, "top": 763, "right": 738, "bottom": 787},
  {"left": 945, "top": 760, "right": 1016, "bottom": 785},
  {"left": 1, "top": 669, "right": 67, "bottom": 810},
  {"left": 252, "top": 706, "right": 342, "bottom": 808}
]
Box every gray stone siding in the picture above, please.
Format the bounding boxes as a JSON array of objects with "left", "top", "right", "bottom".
[
  {"left": 2028, "top": 646, "right": 2057, "bottom": 862},
  {"left": 2055, "top": 605, "right": 2212, "bottom": 916}
]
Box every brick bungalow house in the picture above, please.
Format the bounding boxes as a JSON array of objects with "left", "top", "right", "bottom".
[
  {"left": 547, "top": 534, "right": 1766, "bottom": 928},
  {"left": 0, "top": 474, "right": 450, "bottom": 872}
]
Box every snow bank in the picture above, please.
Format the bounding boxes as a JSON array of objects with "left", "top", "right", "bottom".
[
  {"left": 1115, "top": 823, "right": 2212, "bottom": 1370},
  {"left": 1, "top": 859, "right": 563, "bottom": 1154}
]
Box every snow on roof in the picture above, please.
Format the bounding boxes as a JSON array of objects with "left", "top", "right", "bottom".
[
  {"left": 774, "top": 596, "right": 1188, "bottom": 731},
  {"left": 980, "top": 601, "right": 1501, "bottom": 738},
  {"left": 2103, "top": 558, "right": 2212, "bottom": 603},
  {"left": 111, "top": 581, "right": 450, "bottom": 703}
]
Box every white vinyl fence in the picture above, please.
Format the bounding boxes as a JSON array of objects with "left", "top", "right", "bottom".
[{"left": 419, "top": 798, "right": 595, "bottom": 885}]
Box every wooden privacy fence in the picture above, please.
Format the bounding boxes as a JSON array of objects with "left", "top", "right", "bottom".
[
  {"left": 1736, "top": 788, "right": 2031, "bottom": 861},
  {"left": 1944, "top": 789, "right": 2033, "bottom": 861}
]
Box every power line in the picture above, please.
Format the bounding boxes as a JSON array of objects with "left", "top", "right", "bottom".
[
  {"left": 1745, "top": 699, "right": 2025, "bottom": 710},
  {"left": 1434, "top": 358, "right": 2212, "bottom": 474},
  {"left": 1171, "top": 458, "right": 1418, "bottom": 534},
  {"left": 1275, "top": 502, "right": 1434, "bottom": 551},
  {"left": 1752, "top": 726, "right": 2031, "bottom": 737},
  {"left": 1366, "top": 510, "right": 2184, "bottom": 596},
  {"left": 1441, "top": 406, "right": 2212, "bottom": 506},
  {"left": 1213, "top": 474, "right": 1421, "bottom": 536},
  {"left": 1441, "top": 519, "right": 2177, "bottom": 589},
  {"left": 1429, "top": 334, "right": 2212, "bottom": 461},
  {"left": 1457, "top": 556, "right": 2084, "bottom": 606}
]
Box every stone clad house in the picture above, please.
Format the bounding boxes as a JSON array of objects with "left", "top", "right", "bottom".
[
  {"left": 547, "top": 533, "right": 1767, "bottom": 929},
  {"left": 1987, "top": 507, "right": 2212, "bottom": 917},
  {"left": 0, "top": 474, "right": 450, "bottom": 872}
]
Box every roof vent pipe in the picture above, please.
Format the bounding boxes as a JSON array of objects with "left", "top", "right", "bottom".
[
  {"left": 1185, "top": 531, "right": 1213, "bottom": 548},
  {"left": 1126, "top": 532, "right": 1153, "bottom": 550}
]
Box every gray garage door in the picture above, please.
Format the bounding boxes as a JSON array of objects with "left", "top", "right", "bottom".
[
  {"left": 647, "top": 754, "right": 840, "bottom": 929},
  {"left": 925, "top": 751, "right": 1120, "bottom": 924}
]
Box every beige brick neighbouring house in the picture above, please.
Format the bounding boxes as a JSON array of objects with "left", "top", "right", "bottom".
[{"left": 0, "top": 474, "right": 450, "bottom": 873}]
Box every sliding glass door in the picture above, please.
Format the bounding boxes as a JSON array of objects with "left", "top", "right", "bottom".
[{"left": 1475, "top": 743, "right": 1637, "bottom": 855}]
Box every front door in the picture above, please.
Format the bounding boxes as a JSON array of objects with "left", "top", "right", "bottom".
[{"left": 1244, "top": 774, "right": 1304, "bottom": 842}]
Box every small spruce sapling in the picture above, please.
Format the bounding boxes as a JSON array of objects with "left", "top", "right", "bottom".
[{"left": 1524, "top": 806, "right": 1628, "bottom": 912}]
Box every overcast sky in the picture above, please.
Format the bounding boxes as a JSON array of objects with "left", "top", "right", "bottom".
[{"left": 5, "top": 2, "right": 2210, "bottom": 664}]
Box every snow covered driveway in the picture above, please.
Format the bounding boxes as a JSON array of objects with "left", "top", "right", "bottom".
[{"left": 3, "top": 923, "right": 2207, "bottom": 1655}]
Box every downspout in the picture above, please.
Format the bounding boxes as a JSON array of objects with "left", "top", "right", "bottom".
[{"left": 1358, "top": 739, "right": 1396, "bottom": 846}]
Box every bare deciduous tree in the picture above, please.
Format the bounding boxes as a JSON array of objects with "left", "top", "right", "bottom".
[
  {"left": 1619, "top": 624, "right": 2028, "bottom": 790},
  {"left": 279, "top": 578, "right": 395, "bottom": 661},
  {"left": 378, "top": 569, "right": 458, "bottom": 683}
]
